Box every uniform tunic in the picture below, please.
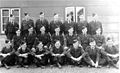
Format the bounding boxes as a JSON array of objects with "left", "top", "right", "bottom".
[
  {"left": 92, "top": 34, "right": 105, "bottom": 47},
  {"left": 49, "top": 20, "right": 63, "bottom": 35},
  {"left": 76, "top": 21, "right": 88, "bottom": 34},
  {"left": 13, "top": 35, "right": 23, "bottom": 51},
  {"left": 85, "top": 46, "right": 100, "bottom": 65},
  {"left": 36, "top": 33, "right": 51, "bottom": 47},
  {"left": 21, "top": 19, "right": 34, "bottom": 38},
  {"left": 5, "top": 22, "right": 19, "bottom": 40},
  {"left": 78, "top": 34, "right": 91, "bottom": 50},
  {"left": 88, "top": 21, "right": 103, "bottom": 35},
  {"left": 51, "top": 34, "right": 64, "bottom": 46},
  {"left": 63, "top": 21, "right": 77, "bottom": 35},
  {"left": 35, "top": 19, "right": 49, "bottom": 34},
  {"left": 65, "top": 34, "right": 78, "bottom": 47}
]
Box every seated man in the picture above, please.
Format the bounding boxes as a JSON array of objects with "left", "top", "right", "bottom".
[
  {"left": 32, "top": 41, "right": 49, "bottom": 68},
  {"left": 17, "top": 42, "right": 30, "bottom": 68},
  {"left": 67, "top": 39, "right": 87, "bottom": 67},
  {"left": 51, "top": 40, "right": 65, "bottom": 69},
  {"left": 84, "top": 38, "right": 101, "bottom": 68},
  {"left": 101, "top": 37, "right": 119, "bottom": 69},
  {"left": 0, "top": 40, "right": 16, "bottom": 69}
]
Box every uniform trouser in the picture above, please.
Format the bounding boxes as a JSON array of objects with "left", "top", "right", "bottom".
[
  {"left": 82, "top": 44, "right": 88, "bottom": 50},
  {"left": 21, "top": 30, "right": 28, "bottom": 39},
  {"left": 1, "top": 54, "right": 17, "bottom": 66},
  {"left": 17, "top": 56, "right": 29, "bottom": 66},
  {"left": 33, "top": 55, "right": 48, "bottom": 66},
  {"left": 101, "top": 51, "right": 119, "bottom": 66},
  {"left": 6, "top": 32, "right": 16, "bottom": 41},
  {"left": 52, "top": 56, "right": 64, "bottom": 65}
]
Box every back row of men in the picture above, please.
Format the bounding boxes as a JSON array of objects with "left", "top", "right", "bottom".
[{"left": 0, "top": 12, "right": 118, "bottom": 69}]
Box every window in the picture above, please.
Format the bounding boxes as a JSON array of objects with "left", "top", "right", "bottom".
[
  {"left": 65, "top": 7, "right": 85, "bottom": 22},
  {"left": 1, "top": 8, "right": 21, "bottom": 34}
]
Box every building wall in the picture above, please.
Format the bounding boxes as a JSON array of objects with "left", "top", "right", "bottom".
[{"left": 0, "top": 0, "right": 120, "bottom": 35}]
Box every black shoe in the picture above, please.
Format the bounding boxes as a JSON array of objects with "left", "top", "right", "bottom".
[
  {"left": 4, "top": 64, "right": 10, "bottom": 69},
  {"left": 57, "top": 63, "right": 62, "bottom": 69},
  {"left": 24, "top": 65, "right": 29, "bottom": 68},
  {"left": 40, "top": 66, "right": 45, "bottom": 69}
]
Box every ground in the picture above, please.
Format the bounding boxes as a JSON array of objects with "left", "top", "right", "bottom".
[
  {"left": 0, "top": 65, "right": 119, "bottom": 73},
  {"left": 0, "top": 35, "right": 119, "bottom": 73}
]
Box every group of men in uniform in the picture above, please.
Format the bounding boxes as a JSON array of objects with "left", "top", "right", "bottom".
[{"left": 0, "top": 12, "right": 119, "bottom": 69}]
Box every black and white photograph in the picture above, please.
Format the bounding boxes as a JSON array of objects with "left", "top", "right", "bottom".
[{"left": 0, "top": 0, "right": 119, "bottom": 73}]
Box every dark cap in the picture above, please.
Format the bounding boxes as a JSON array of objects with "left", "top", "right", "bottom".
[
  {"left": 10, "top": 14, "right": 13, "bottom": 17},
  {"left": 24, "top": 12, "right": 28, "bottom": 16},
  {"left": 89, "top": 38, "right": 95, "bottom": 43},
  {"left": 73, "top": 39, "right": 78, "bottom": 43},
  {"left": 40, "top": 12, "right": 44, "bottom": 15}
]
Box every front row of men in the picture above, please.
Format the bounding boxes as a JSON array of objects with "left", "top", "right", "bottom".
[{"left": 0, "top": 26, "right": 119, "bottom": 69}]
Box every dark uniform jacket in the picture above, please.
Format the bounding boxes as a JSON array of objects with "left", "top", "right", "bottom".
[
  {"left": 103, "top": 45, "right": 119, "bottom": 55},
  {"left": 21, "top": 19, "right": 34, "bottom": 31},
  {"left": 78, "top": 34, "right": 91, "bottom": 50},
  {"left": 35, "top": 19, "right": 49, "bottom": 34},
  {"left": 65, "top": 34, "right": 78, "bottom": 47},
  {"left": 49, "top": 20, "right": 63, "bottom": 35},
  {"left": 51, "top": 34, "right": 64, "bottom": 46},
  {"left": 88, "top": 21, "right": 103, "bottom": 35},
  {"left": 25, "top": 33, "right": 36, "bottom": 49},
  {"left": 52, "top": 46, "right": 64, "bottom": 54},
  {"left": 35, "top": 33, "right": 51, "bottom": 47},
  {"left": 92, "top": 35, "right": 105, "bottom": 47},
  {"left": 63, "top": 21, "right": 77, "bottom": 35},
  {"left": 85, "top": 46, "right": 100, "bottom": 63},
  {"left": 18, "top": 47, "right": 30, "bottom": 54},
  {"left": 69, "top": 46, "right": 85, "bottom": 58},
  {"left": 35, "top": 47, "right": 46, "bottom": 55},
  {"left": 1, "top": 46, "right": 14, "bottom": 54},
  {"left": 5, "top": 22, "right": 19, "bottom": 34},
  {"left": 76, "top": 21, "right": 88, "bottom": 34},
  {"left": 13, "top": 35, "right": 24, "bottom": 51}
]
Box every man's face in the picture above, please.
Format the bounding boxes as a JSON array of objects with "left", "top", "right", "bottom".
[
  {"left": 73, "top": 41, "right": 79, "bottom": 49},
  {"left": 96, "top": 28, "right": 101, "bottom": 34},
  {"left": 40, "top": 13, "right": 44, "bottom": 19},
  {"left": 22, "top": 43, "right": 27, "bottom": 50},
  {"left": 55, "top": 41, "right": 61, "bottom": 49},
  {"left": 89, "top": 41, "right": 96, "bottom": 47},
  {"left": 54, "top": 14, "right": 59, "bottom": 21},
  {"left": 67, "top": 15, "right": 72, "bottom": 21},
  {"left": 10, "top": 17, "right": 15, "bottom": 22},
  {"left": 16, "top": 31, "right": 21, "bottom": 36},
  {"left": 37, "top": 42, "right": 43, "bottom": 50},
  {"left": 25, "top": 15, "right": 30, "bottom": 21},
  {"left": 107, "top": 40, "right": 113, "bottom": 47},
  {"left": 6, "top": 42, "right": 11, "bottom": 49},
  {"left": 28, "top": 27, "right": 33, "bottom": 33},
  {"left": 68, "top": 27, "right": 74, "bottom": 34},
  {"left": 82, "top": 27, "right": 87, "bottom": 34},
  {"left": 40, "top": 26, "right": 45, "bottom": 32},
  {"left": 55, "top": 27, "right": 60, "bottom": 33}
]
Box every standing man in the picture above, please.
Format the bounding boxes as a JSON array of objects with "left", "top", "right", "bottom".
[
  {"left": 35, "top": 12, "right": 49, "bottom": 35},
  {"left": 49, "top": 13, "right": 63, "bottom": 35},
  {"left": 5, "top": 14, "right": 19, "bottom": 42},
  {"left": 63, "top": 13, "right": 77, "bottom": 35},
  {"left": 76, "top": 16, "right": 88, "bottom": 35},
  {"left": 88, "top": 13, "right": 103, "bottom": 35},
  {"left": 78, "top": 26, "right": 91, "bottom": 50},
  {"left": 21, "top": 12, "right": 34, "bottom": 39}
]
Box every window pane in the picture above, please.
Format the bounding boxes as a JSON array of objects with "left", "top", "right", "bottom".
[
  {"left": 3, "top": 17, "right": 9, "bottom": 23},
  {"left": 2, "top": 10, "right": 9, "bottom": 16},
  {"left": 12, "top": 9, "right": 19, "bottom": 16},
  {"left": 15, "top": 17, "right": 19, "bottom": 24},
  {"left": 3, "top": 23, "right": 6, "bottom": 31}
]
